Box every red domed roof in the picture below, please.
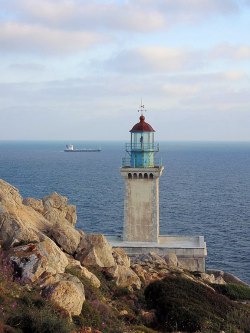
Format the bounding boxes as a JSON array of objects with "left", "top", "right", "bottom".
[{"left": 130, "top": 115, "right": 155, "bottom": 132}]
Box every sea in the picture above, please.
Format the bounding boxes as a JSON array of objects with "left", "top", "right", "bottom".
[{"left": 0, "top": 141, "right": 249, "bottom": 284}]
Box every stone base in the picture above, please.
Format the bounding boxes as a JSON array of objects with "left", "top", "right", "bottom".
[{"left": 106, "top": 235, "right": 207, "bottom": 272}]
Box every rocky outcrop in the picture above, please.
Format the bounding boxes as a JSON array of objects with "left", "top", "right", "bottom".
[
  {"left": 1, "top": 178, "right": 234, "bottom": 323},
  {"left": 104, "top": 248, "right": 141, "bottom": 289},
  {"left": 76, "top": 234, "right": 115, "bottom": 268},
  {"left": 42, "top": 273, "right": 85, "bottom": 316},
  {"left": 206, "top": 269, "right": 246, "bottom": 285},
  {"left": 0, "top": 180, "right": 51, "bottom": 248},
  {"left": 7, "top": 238, "right": 68, "bottom": 283},
  {"left": 198, "top": 272, "right": 225, "bottom": 285},
  {"left": 131, "top": 252, "right": 182, "bottom": 285}
]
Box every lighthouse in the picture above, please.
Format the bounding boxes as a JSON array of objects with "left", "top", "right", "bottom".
[
  {"left": 106, "top": 103, "right": 207, "bottom": 272},
  {"left": 120, "top": 104, "right": 164, "bottom": 242}
]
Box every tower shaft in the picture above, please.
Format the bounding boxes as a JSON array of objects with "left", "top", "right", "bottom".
[{"left": 121, "top": 167, "right": 164, "bottom": 242}]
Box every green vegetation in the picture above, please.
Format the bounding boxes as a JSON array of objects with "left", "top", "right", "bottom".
[
  {"left": 213, "top": 283, "right": 250, "bottom": 301},
  {"left": 1, "top": 258, "right": 250, "bottom": 333},
  {"left": 144, "top": 274, "right": 250, "bottom": 333},
  {"left": 0, "top": 280, "right": 72, "bottom": 333}
]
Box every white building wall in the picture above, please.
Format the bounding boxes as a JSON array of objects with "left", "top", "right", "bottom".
[{"left": 121, "top": 167, "right": 163, "bottom": 242}]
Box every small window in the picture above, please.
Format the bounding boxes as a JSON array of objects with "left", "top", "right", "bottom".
[
  {"left": 139, "top": 173, "right": 143, "bottom": 179},
  {"left": 144, "top": 173, "right": 148, "bottom": 179},
  {"left": 149, "top": 173, "right": 154, "bottom": 179},
  {"left": 133, "top": 173, "right": 137, "bottom": 179},
  {"left": 128, "top": 173, "right": 132, "bottom": 179}
]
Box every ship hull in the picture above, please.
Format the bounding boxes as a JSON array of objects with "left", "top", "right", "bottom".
[{"left": 64, "top": 149, "right": 101, "bottom": 152}]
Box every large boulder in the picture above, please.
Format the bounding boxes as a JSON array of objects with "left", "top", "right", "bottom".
[
  {"left": 42, "top": 273, "right": 85, "bottom": 316},
  {"left": 0, "top": 212, "right": 42, "bottom": 249},
  {"left": 0, "top": 179, "right": 52, "bottom": 244},
  {"left": 164, "top": 253, "right": 179, "bottom": 267},
  {"left": 104, "top": 247, "right": 141, "bottom": 289},
  {"left": 76, "top": 234, "right": 115, "bottom": 268},
  {"left": 105, "top": 264, "right": 141, "bottom": 289},
  {"left": 49, "top": 221, "right": 81, "bottom": 255},
  {"left": 42, "top": 192, "right": 77, "bottom": 226},
  {"left": 112, "top": 248, "right": 130, "bottom": 268},
  {"left": 22, "top": 198, "right": 44, "bottom": 214},
  {"left": 66, "top": 255, "right": 101, "bottom": 288},
  {"left": 7, "top": 238, "right": 68, "bottom": 283},
  {"left": 0, "top": 179, "right": 23, "bottom": 209}
]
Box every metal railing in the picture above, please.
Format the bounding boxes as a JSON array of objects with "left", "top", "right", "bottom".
[
  {"left": 121, "top": 157, "right": 163, "bottom": 168},
  {"left": 125, "top": 143, "right": 159, "bottom": 152}
]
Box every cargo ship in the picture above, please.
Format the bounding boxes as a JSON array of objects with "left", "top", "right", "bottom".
[{"left": 64, "top": 144, "right": 101, "bottom": 152}]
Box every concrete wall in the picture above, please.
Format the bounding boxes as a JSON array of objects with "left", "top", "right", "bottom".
[{"left": 120, "top": 167, "right": 163, "bottom": 242}]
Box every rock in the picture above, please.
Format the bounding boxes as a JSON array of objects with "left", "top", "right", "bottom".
[
  {"left": 42, "top": 192, "right": 77, "bottom": 226},
  {"left": 0, "top": 179, "right": 23, "bottom": 209},
  {"left": 119, "top": 310, "right": 128, "bottom": 316},
  {"left": 0, "top": 179, "right": 53, "bottom": 248},
  {"left": 23, "top": 198, "right": 44, "bottom": 214},
  {"left": 0, "top": 212, "right": 42, "bottom": 249},
  {"left": 8, "top": 238, "right": 68, "bottom": 283},
  {"left": 112, "top": 248, "right": 130, "bottom": 267},
  {"left": 131, "top": 253, "right": 176, "bottom": 285},
  {"left": 65, "top": 205, "right": 77, "bottom": 226},
  {"left": 200, "top": 272, "right": 226, "bottom": 285},
  {"left": 131, "top": 264, "right": 147, "bottom": 284},
  {"left": 141, "top": 309, "right": 157, "bottom": 325},
  {"left": 49, "top": 220, "right": 81, "bottom": 255},
  {"left": 43, "top": 192, "right": 68, "bottom": 210},
  {"left": 133, "top": 252, "right": 167, "bottom": 267},
  {"left": 76, "top": 234, "right": 115, "bottom": 268},
  {"left": 42, "top": 273, "right": 85, "bottom": 316},
  {"left": 105, "top": 264, "right": 141, "bottom": 289},
  {"left": 164, "top": 253, "right": 179, "bottom": 267},
  {"left": 207, "top": 269, "right": 248, "bottom": 286},
  {"left": 66, "top": 255, "right": 101, "bottom": 288}
]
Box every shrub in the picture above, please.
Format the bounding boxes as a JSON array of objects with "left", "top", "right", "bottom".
[
  {"left": 144, "top": 275, "right": 249, "bottom": 333},
  {"left": 6, "top": 294, "right": 73, "bottom": 333},
  {"left": 76, "top": 300, "right": 124, "bottom": 333},
  {"left": 213, "top": 283, "right": 250, "bottom": 301}
]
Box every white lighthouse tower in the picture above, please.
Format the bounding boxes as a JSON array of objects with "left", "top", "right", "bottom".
[
  {"left": 106, "top": 103, "right": 207, "bottom": 272},
  {"left": 120, "top": 104, "right": 164, "bottom": 242}
]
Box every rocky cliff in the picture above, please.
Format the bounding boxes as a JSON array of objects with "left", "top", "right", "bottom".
[{"left": 0, "top": 179, "right": 249, "bottom": 333}]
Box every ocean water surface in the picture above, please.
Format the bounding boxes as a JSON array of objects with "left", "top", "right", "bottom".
[{"left": 0, "top": 141, "right": 249, "bottom": 284}]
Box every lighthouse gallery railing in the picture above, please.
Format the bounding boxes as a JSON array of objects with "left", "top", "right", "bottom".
[{"left": 125, "top": 143, "right": 159, "bottom": 152}]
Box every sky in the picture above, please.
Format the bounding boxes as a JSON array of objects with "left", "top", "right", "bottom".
[{"left": 0, "top": 0, "right": 250, "bottom": 141}]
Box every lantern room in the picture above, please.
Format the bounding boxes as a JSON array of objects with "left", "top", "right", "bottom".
[{"left": 123, "top": 113, "right": 159, "bottom": 168}]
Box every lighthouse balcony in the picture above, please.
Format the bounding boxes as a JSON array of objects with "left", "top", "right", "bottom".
[
  {"left": 125, "top": 143, "right": 159, "bottom": 153},
  {"left": 121, "top": 157, "right": 163, "bottom": 168}
]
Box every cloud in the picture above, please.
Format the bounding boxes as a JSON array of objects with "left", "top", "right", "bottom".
[
  {"left": 9, "top": 62, "right": 45, "bottom": 71},
  {"left": 0, "top": 70, "right": 249, "bottom": 140},
  {"left": 136, "top": 0, "right": 239, "bottom": 24},
  {"left": 105, "top": 46, "right": 207, "bottom": 73},
  {"left": 3, "top": 0, "right": 166, "bottom": 32},
  {"left": 211, "top": 43, "right": 250, "bottom": 60},
  {"left": 2, "top": 0, "right": 240, "bottom": 33},
  {"left": 0, "top": 0, "right": 246, "bottom": 56},
  {"left": 0, "top": 22, "right": 106, "bottom": 54},
  {"left": 104, "top": 42, "right": 250, "bottom": 74}
]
